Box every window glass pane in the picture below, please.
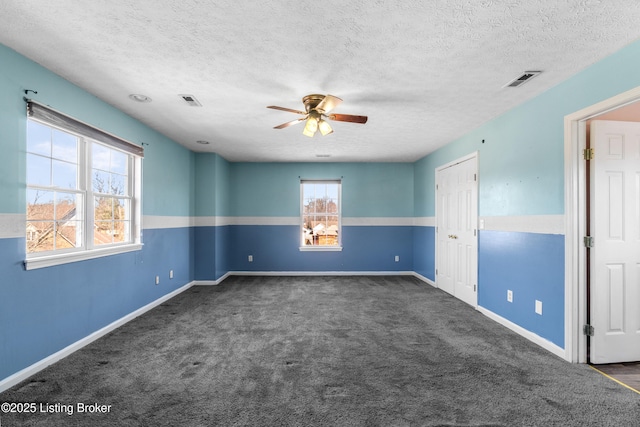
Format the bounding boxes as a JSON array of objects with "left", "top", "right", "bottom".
[
  {"left": 92, "top": 143, "right": 111, "bottom": 171},
  {"left": 312, "top": 216, "right": 326, "bottom": 234},
  {"left": 303, "top": 196, "right": 313, "bottom": 214},
  {"left": 27, "top": 121, "right": 51, "bottom": 156},
  {"left": 313, "top": 183, "right": 325, "bottom": 198},
  {"left": 94, "top": 197, "right": 130, "bottom": 245},
  {"left": 110, "top": 173, "right": 126, "bottom": 196},
  {"left": 326, "top": 185, "right": 338, "bottom": 200},
  {"left": 55, "top": 220, "right": 82, "bottom": 249},
  {"left": 112, "top": 220, "right": 129, "bottom": 243},
  {"left": 26, "top": 189, "right": 57, "bottom": 254},
  {"left": 95, "top": 196, "right": 114, "bottom": 220},
  {"left": 92, "top": 169, "right": 110, "bottom": 193},
  {"left": 52, "top": 159, "right": 77, "bottom": 189},
  {"left": 95, "top": 194, "right": 114, "bottom": 246},
  {"left": 55, "top": 192, "right": 79, "bottom": 221},
  {"left": 27, "top": 154, "right": 51, "bottom": 186},
  {"left": 27, "top": 221, "right": 54, "bottom": 253},
  {"left": 94, "top": 221, "right": 113, "bottom": 245},
  {"left": 315, "top": 195, "right": 325, "bottom": 213},
  {"left": 52, "top": 129, "right": 77, "bottom": 163},
  {"left": 114, "top": 198, "right": 128, "bottom": 220},
  {"left": 25, "top": 190, "right": 81, "bottom": 253},
  {"left": 327, "top": 198, "right": 338, "bottom": 213},
  {"left": 317, "top": 216, "right": 337, "bottom": 246},
  {"left": 27, "top": 189, "right": 54, "bottom": 220},
  {"left": 110, "top": 149, "right": 128, "bottom": 175}
]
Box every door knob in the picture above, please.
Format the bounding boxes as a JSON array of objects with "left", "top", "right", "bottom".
[{"left": 448, "top": 234, "right": 458, "bottom": 239}]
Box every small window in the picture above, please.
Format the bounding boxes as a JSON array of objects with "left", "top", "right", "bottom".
[
  {"left": 25, "top": 101, "right": 143, "bottom": 269},
  {"left": 301, "top": 180, "right": 342, "bottom": 250}
]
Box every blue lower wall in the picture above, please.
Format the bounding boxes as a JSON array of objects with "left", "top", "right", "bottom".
[
  {"left": 194, "top": 226, "right": 232, "bottom": 281},
  {"left": 223, "top": 225, "right": 414, "bottom": 273},
  {"left": 0, "top": 227, "right": 194, "bottom": 381},
  {"left": 215, "top": 226, "right": 231, "bottom": 280},
  {"left": 478, "top": 230, "right": 565, "bottom": 347},
  {"left": 413, "top": 226, "right": 435, "bottom": 281},
  {"left": 194, "top": 226, "right": 216, "bottom": 280}
]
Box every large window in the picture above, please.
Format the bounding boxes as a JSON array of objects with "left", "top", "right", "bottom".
[
  {"left": 301, "top": 180, "right": 341, "bottom": 250},
  {"left": 25, "top": 101, "right": 143, "bottom": 269}
]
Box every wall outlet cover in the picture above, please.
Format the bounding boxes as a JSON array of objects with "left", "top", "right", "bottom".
[{"left": 535, "top": 300, "right": 543, "bottom": 315}]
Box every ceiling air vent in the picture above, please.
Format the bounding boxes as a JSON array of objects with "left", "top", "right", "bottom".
[
  {"left": 504, "top": 71, "right": 542, "bottom": 88},
  {"left": 179, "top": 94, "right": 202, "bottom": 107}
]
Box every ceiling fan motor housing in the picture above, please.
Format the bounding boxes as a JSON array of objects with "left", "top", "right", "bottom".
[{"left": 302, "top": 94, "right": 326, "bottom": 112}]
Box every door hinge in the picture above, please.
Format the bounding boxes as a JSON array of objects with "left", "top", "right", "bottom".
[
  {"left": 474, "top": 284, "right": 477, "bottom": 292},
  {"left": 583, "top": 236, "right": 594, "bottom": 248},
  {"left": 436, "top": 268, "right": 438, "bottom": 275},
  {"left": 583, "top": 148, "right": 594, "bottom": 160},
  {"left": 474, "top": 173, "right": 477, "bottom": 181},
  {"left": 583, "top": 324, "right": 595, "bottom": 336}
]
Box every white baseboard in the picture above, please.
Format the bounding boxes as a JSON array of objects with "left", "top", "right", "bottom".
[
  {"left": 477, "top": 306, "right": 566, "bottom": 360},
  {"left": 411, "top": 272, "right": 436, "bottom": 287},
  {"left": 193, "top": 271, "right": 231, "bottom": 286},
  {"left": 198, "top": 271, "right": 436, "bottom": 286},
  {"left": 0, "top": 281, "right": 195, "bottom": 393},
  {"left": 225, "top": 270, "right": 417, "bottom": 277}
]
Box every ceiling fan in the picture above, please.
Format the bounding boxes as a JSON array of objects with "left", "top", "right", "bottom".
[{"left": 267, "top": 94, "right": 367, "bottom": 137}]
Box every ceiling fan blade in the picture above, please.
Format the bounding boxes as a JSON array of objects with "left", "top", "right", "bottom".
[
  {"left": 274, "top": 117, "right": 307, "bottom": 129},
  {"left": 267, "top": 105, "right": 307, "bottom": 115},
  {"left": 315, "top": 95, "right": 342, "bottom": 113},
  {"left": 327, "top": 113, "right": 368, "bottom": 124}
]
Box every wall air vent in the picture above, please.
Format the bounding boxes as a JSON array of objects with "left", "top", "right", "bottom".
[
  {"left": 179, "top": 94, "right": 202, "bottom": 107},
  {"left": 503, "top": 71, "right": 542, "bottom": 88}
]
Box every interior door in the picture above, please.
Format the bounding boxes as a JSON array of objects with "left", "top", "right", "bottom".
[
  {"left": 436, "top": 156, "right": 478, "bottom": 307},
  {"left": 590, "top": 120, "right": 640, "bottom": 364}
]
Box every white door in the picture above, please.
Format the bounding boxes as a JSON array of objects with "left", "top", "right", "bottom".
[
  {"left": 436, "top": 156, "right": 478, "bottom": 307},
  {"left": 590, "top": 120, "right": 640, "bottom": 364}
]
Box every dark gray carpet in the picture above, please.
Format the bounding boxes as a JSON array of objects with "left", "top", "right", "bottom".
[{"left": 1, "top": 275, "right": 639, "bottom": 426}]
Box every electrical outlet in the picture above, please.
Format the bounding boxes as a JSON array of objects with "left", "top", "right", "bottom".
[
  {"left": 248, "top": 255, "right": 253, "bottom": 262},
  {"left": 507, "top": 290, "right": 513, "bottom": 303},
  {"left": 535, "top": 300, "right": 543, "bottom": 315},
  {"left": 394, "top": 255, "right": 399, "bottom": 262},
  {"left": 170, "top": 270, "right": 174, "bottom": 279},
  {"left": 155, "top": 276, "right": 160, "bottom": 285}
]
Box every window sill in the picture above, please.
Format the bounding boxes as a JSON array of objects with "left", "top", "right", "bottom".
[
  {"left": 24, "top": 243, "right": 143, "bottom": 270},
  {"left": 299, "top": 246, "right": 343, "bottom": 252}
]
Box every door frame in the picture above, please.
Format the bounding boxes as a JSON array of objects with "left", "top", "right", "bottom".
[
  {"left": 564, "top": 85, "right": 640, "bottom": 363},
  {"left": 435, "top": 151, "right": 479, "bottom": 308}
]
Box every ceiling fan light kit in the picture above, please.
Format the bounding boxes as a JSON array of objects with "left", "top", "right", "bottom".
[
  {"left": 318, "top": 119, "right": 333, "bottom": 136},
  {"left": 268, "top": 94, "right": 367, "bottom": 137},
  {"left": 302, "top": 114, "right": 318, "bottom": 137}
]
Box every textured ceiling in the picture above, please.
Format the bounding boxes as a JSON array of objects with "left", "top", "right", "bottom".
[{"left": 1, "top": 1, "right": 640, "bottom": 162}]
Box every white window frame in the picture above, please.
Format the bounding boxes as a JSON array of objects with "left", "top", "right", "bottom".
[
  {"left": 299, "top": 179, "right": 342, "bottom": 252},
  {"left": 24, "top": 102, "right": 143, "bottom": 270}
]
